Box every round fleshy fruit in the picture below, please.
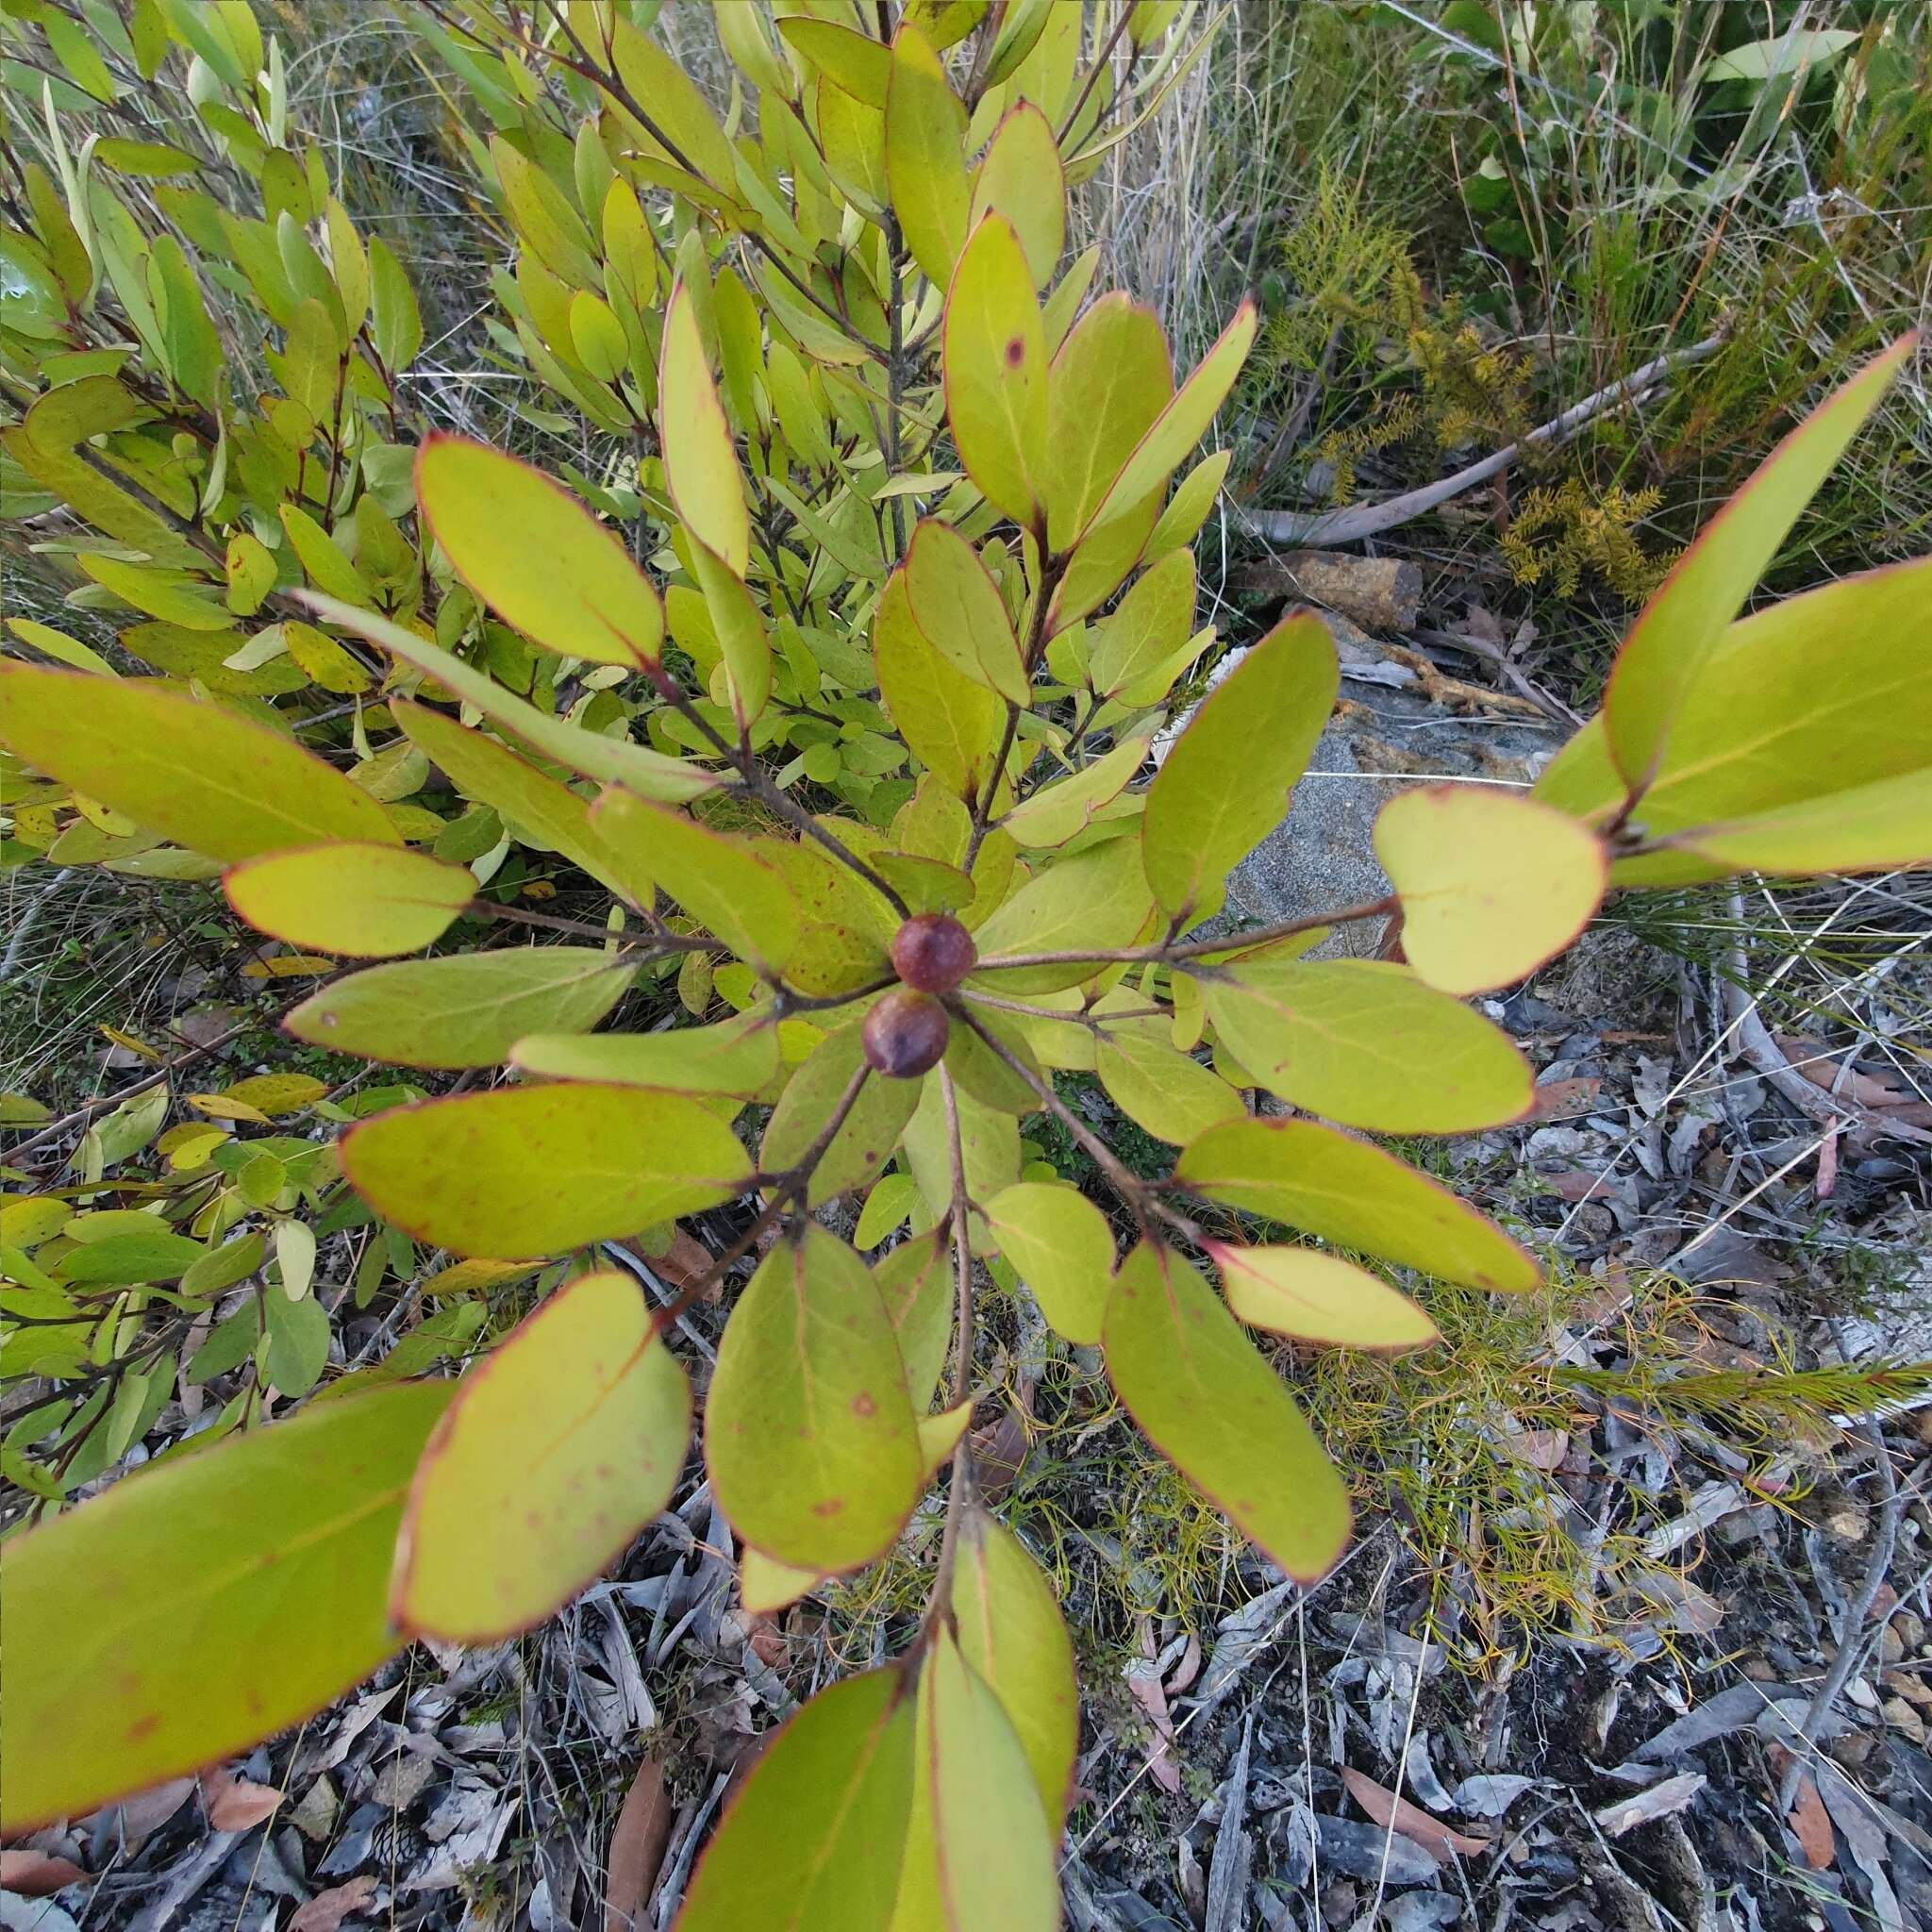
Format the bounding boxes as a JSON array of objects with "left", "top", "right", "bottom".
[
  {"left": 861, "top": 990, "right": 951, "bottom": 1078},
  {"left": 890, "top": 911, "right": 976, "bottom": 993}
]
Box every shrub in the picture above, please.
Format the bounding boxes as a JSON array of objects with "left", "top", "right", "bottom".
[{"left": 2, "top": 3, "right": 1929, "bottom": 1921}]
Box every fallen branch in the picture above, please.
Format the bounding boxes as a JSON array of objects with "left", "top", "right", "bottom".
[{"left": 1247, "top": 333, "right": 1725, "bottom": 548}]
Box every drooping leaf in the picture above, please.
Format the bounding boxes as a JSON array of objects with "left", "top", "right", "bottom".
[
  {"left": 0, "top": 1383, "right": 452, "bottom": 1832},
  {"left": 885, "top": 24, "right": 970, "bottom": 287},
  {"left": 0, "top": 664, "right": 400, "bottom": 861},
  {"left": 904, "top": 519, "right": 1029, "bottom": 705},
  {"left": 942, "top": 214, "right": 1047, "bottom": 531},
  {"left": 394, "top": 1270, "right": 690, "bottom": 1641},
  {"left": 982, "top": 1179, "right": 1113, "bottom": 1344},
  {"left": 874, "top": 568, "right": 1003, "bottom": 805},
  {"left": 285, "top": 948, "right": 633, "bottom": 1069},
  {"left": 1142, "top": 612, "right": 1338, "bottom": 922},
  {"left": 674, "top": 1669, "right": 915, "bottom": 1932},
  {"left": 1174, "top": 1115, "right": 1540, "bottom": 1292},
  {"left": 415, "top": 436, "right": 664, "bottom": 668},
  {"left": 1197, "top": 958, "right": 1533, "bottom": 1133},
  {"left": 760, "top": 1023, "right": 922, "bottom": 1206},
  {"left": 1602, "top": 335, "right": 1914, "bottom": 789},
  {"left": 224, "top": 842, "right": 475, "bottom": 958},
  {"left": 341, "top": 1084, "right": 752, "bottom": 1258},
  {"left": 1206, "top": 1241, "right": 1440, "bottom": 1351},
  {"left": 707, "top": 1225, "right": 923, "bottom": 1573},
  {"left": 1104, "top": 1241, "right": 1350, "bottom": 1582},
  {"left": 1373, "top": 787, "right": 1607, "bottom": 995},
  {"left": 513, "top": 1010, "right": 780, "bottom": 1094}
]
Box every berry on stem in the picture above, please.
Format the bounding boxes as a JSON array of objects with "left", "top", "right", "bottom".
[
  {"left": 862, "top": 990, "right": 950, "bottom": 1078},
  {"left": 890, "top": 912, "right": 976, "bottom": 993}
]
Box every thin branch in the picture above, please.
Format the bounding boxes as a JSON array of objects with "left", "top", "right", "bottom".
[
  {"left": 927, "top": 1064, "right": 979, "bottom": 1617},
  {"left": 972, "top": 896, "right": 1396, "bottom": 974}
]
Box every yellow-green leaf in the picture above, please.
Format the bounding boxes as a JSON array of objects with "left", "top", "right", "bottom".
[
  {"left": 415, "top": 435, "right": 664, "bottom": 669},
  {"left": 1197, "top": 958, "right": 1533, "bottom": 1134},
  {"left": 942, "top": 213, "right": 1047, "bottom": 531},
  {"left": 873, "top": 1229, "right": 956, "bottom": 1411},
  {"left": 707, "top": 1225, "right": 923, "bottom": 1573},
  {"left": 286, "top": 948, "right": 633, "bottom": 1070},
  {"left": 761, "top": 1024, "right": 922, "bottom": 1206},
  {"left": 1603, "top": 334, "right": 1914, "bottom": 790},
  {"left": 780, "top": 15, "right": 892, "bottom": 107},
  {"left": 1207, "top": 1241, "right": 1440, "bottom": 1351},
  {"left": 972, "top": 833, "right": 1155, "bottom": 992},
  {"left": 874, "top": 569, "right": 1003, "bottom": 806},
  {"left": 1081, "top": 298, "right": 1257, "bottom": 541},
  {"left": 660, "top": 277, "right": 752, "bottom": 577},
  {"left": 1142, "top": 611, "right": 1337, "bottom": 922},
  {"left": 1000, "top": 731, "right": 1148, "bottom": 849},
  {"left": 1665, "top": 766, "right": 1932, "bottom": 876},
  {"left": 224, "top": 841, "right": 474, "bottom": 958},
  {"left": 982, "top": 1179, "right": 1113, "bottom": 1344},
  {"left": 1105, "top": 1241, "right": 1350, "bottom": 1581},
  {"left": 341, "top": 1084, "right": 752, "bottom": 1258},
  {"left": 1373, "top": 786, "right": 1607, "bottom": 995},
  {"left": 1094, "top": 1024, "right": 1243, "bottom": 1145},
  {"left": 0, "top": 664, "right": 401, "bottom": 861},
  {"left": 1088, "top": 548, "right": 1195, "bottom": 697},
  {"left": 886, "top": 24, "right": 970, "bottom": 286},
  {"left": 512, "top": 1011, "right": 780, "bottom": 1095},
  {"left": 394, "top": 1270, "right": 690, "bottom": 1641},
  {"left": 0, "top": 1384, "right": 452, "bottom": 1833},
  {"left": 904, "top": 519, "right": 1029, "bottom": 705},
  {"left": 970, "top": 103, "right": 1064, "bottom": 289},
  {"left": 675, "top": 1669, "right": 915, "bottom": 1932}
]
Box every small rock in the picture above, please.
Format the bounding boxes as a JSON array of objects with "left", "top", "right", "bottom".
[
  {"left": 1891, "top": 1609, "right": 1924, "bottom": 1652},
  {"left": 1879, "top": 1624, "right": 1906, "bottom": 1665},
  {"left": 1882, "top": 1696, "right": 1928, "bottom": 1745},
  {"left": 1824, "top": 1505, "right": 1870, "bottom": 1545}
]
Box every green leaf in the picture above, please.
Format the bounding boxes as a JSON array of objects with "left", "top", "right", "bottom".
[
  {"left": 369, "top": 235, "right": 423, "bottom": 370},
  {"left": 513, "top": 1010, "right": 780, "bottom": 1094},
  {"left": 971, "top": 834, "right": 1154, "bottom": 992},
  {"left": 0, "top": 1383, "right": 452, "bottom": 1832},
  {"left": 982, "top": 1179, "right": 1113, "bottom": 1344},
  {"left": 1088, "top": 549, "right": 1194, "bottom": 697},
  {"left": 873, "top": 1230, "right": 955, "bottom": 1411},
  {"left": 341, "top": 1084, "right": 752, "bottom": 1258},
  {"left": 1700, "top": 26, "right": 1857, "bottom": 83},
  {"left": 223, "top": 841, "right": 475, "bottom": 958},
  {"left": 707, "top": 1225, "right": 923, "bottom": 1573},
  {"left": 1373, "top": 787, "right": 1607, "bottom": 995},
  {"left": 1206, "top": 1241, "right": 1440, "bottom": 1351},
  {"left": 1080, "top": 298, "right": 1257, "bottom": 541},
  {"left": 1142, "top": 612, "right": 1338, "bottom": 922},
  {"left": 286, "top": 948, "right": 633, "bottom": 1070},
  {"left": 902, "top": 1074, "right": 1019, "bottom": 1246},
  {"left": 1602, "top": 335, "right": 1914, "bottom": 790},
  {"left": 675, "top": 1669, "right": 915, "bottom": 1932},
  {"left": 1040, "top": 292, "right": 1172, "bottom": 554},
  {"left": 904, "top": 519, "right": 1029, "bottom": 705},
  {"left": 1663, "top": 766, "right": 1932, "bottom": 876},
  {"left": 780, "top": 15, "right": 892, "bottom": 107},
  {"left": 951, "top": 1512, "right": 1077, "bottom": 1830},
  {"left": 591, "top": 789, "right": 800, "bottom": 972},
  {"left": 874, "top": 569, "right": 1003, "bottom": 806},
  {"left": 395, "top": 1269, "right": 690, "bottom": 1641},
  {"left": 262, "top": 1287, "right": 330, "bottom": 1397},
  {"left": 307, "top": 595, "right": 717, "bottom": 803},
  {"left": 58, "top": 1229, "right": 205, "bottom": 1287},
  {"left": 1104, "top": 1241, "right": 1350, "bottom": 1582},
  {"left": 886, "top": 23, "right": 970, "bottom": 286},
  {"left": 416, "top": 435, "right": 664, "bottom": 670},
  {"left": 970, "top": 103, "right": 1065, "bottom": 290},
  {"left": 761, "top": 1024, "right": 923, "bottom": 1206},
  {"left": 1094, "top": 1024, "right": 1243, "bottom": 1145},
  {"left": 1174, "top": 1115, "right": 1541, "bottom": 1292},
  {"left": 942, "top": 213, "right": 1047, "bottom": 531},
  {"left": 1146, "top": 448, "right": 1234, "bottom": 562},
  {"left": 1000, "top": 731, "right": 1148, "bottom": 849},
  {"left": 1197, "top": 958, "right": 1533, "bottom": 1134},
  {"left": 660, "top": 276, "right": 752, "bottom": 576}
]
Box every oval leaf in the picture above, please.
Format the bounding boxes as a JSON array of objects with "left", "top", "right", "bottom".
[
  {"left": 660, "top": 277, "right": 752, "bottom": 577},
  {"left": 1207, "top": 1241, "right": 1441, "bottom": 1352},
  {"left": 942, "top": 214, "right": 1046, "bottom": 531},
  {"left": 513, "top": 1011, "right": 780, "bottom": 1095},
  {"left": 904, "top": 519, "right": 1029, "bottom": 706},
  {"left": 225, "top": 842, "right": 475, "bottom": 958},
  {"left": 982, "top": 1179, "right": 1114, "bottom": 1346}
]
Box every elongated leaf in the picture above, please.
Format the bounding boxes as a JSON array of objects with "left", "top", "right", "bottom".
[
  {"left": 1040, "top": 294, "right": 1172, "bottom": 555},
  {"left": 708, "top": 1225, "right": 923, "bottom": 1572},
  {"left": 761, "top": 1023, "right": 922, "bottom": 1205},
  {"left": 904, "top": 519, "right": 1028, "bottom": 705},
  {"left": 1105, "top": 1241, "right": 1350, "bottom": 1581},
  {"left": 416, "top": 437, "right": 662, "bottom": 667},
  {"left": 971, "top": 834, "right": 1154, "bottom": 992},
  {"left": 942, "top": 214, "right": 1046, "bottom": 530},
  {"left": 885, "top": 24, "right": 969, "bottom": 286},
  {"left": 1174, "top": 1115, "right": 1540, "bottom": 1292},
  {"left": 1666, "top": 766, "right": 1932, "bottom": 875},
  {"left": 1603, "top": 334, "right": 1914, "bottom": 788},
  {"left": 306, "top": 594, "right": 716, "bottom": 803},
  {"left": 341, "top": 1084, "right": 752, "bottom": 1258},
  {"left": 970, "top": 103, "right": 1064, "bottom": 289},
  {"left": 1142, "top": 612, "right": 1337, "bottom": 921},
  {"left": 660, "top": 278, "right": 751, "bottom": 576},
  {"left": 874, "top": 569, "right": 1002, "bottom": 805},
  {"left": 395, "top": 1271, "right": 689, "bottom": 1641},
  {"left": 0, "top": 665, "right": 399, "bottom": 860},
  {"left": 873, "top": 1229, "right": 955, "bottom": 1411},
  {"left": 1000, "top": 731, "right": 1148, "bottom": 848},
  {"left": 1206, "top": 1241, "right": 1440, "bottom": 1351},
  {"left": 591, "top": 789, "right": 800, "bottom": 971},
  {"left": 513, "top": 1011, "right": 780, "bottom": 1094},
  {"left": 675, "top": 1670, "right": 915, "bottom": 1932},
  {"left": 1088, "top": 549, "right": 1195, "bottom": 697},
  {"left": 780, "top": 15, "right": 891, "bottom": 106},
  {"left": 982, "top": 1179, "right": 1113, "bottom": 1344},
  {"left": 1198, "top": 957, "right": 1532, "bottom": 1133},
  {"left": 285, "top": 948, "right": 632, "bottom": 1069},
  {"left": 1094, "top": 1024, "right": 1243, "bottom": 1145},
  {"left": 951, "top": 1513, "right": 1077, "bottom": 1830},
  {"left": 0, "top": 1384, "right": 451, "bottom": 1832},
  {"left": 1081, "top": 298, "right": 1257, "bottom": 541},
  {"left": 1373, "top": 787, "right": 1607, "bottom": 995},
  {"left": 224, "top": 841, "right": 474, "bottom": 958}
]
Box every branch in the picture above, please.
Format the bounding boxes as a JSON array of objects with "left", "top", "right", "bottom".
[
  {"left": 1246, "top": 333, "right": 1724, "bottom": 548},
  {"left": 971, "top": 896, "right": 1395, "bottom": 974}
]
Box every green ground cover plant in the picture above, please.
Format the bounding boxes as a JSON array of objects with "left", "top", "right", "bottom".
[{"left": 2, "top": 5, "right": 1930, "bottom": 1924}]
